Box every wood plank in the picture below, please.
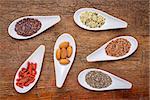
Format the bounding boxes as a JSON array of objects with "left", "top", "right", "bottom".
[{"left": 0, "top": 0, "right": 149, "bottom": 99}]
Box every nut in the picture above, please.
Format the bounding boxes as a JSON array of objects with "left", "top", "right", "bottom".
[
  {"left": 67, "top": 46, "right": 72, "bottom": 57},
  {"left": 59, "top": 42, "right": 69, "bottom": 48},
  {"left": 59, "top": 59, "right": 70, "bottom": 65},
  {"left": 61, "top": 48, "right": 67, "bottom": 59},
  {"left": 56, "top": 49, "right": 61, "bottom": 60}
]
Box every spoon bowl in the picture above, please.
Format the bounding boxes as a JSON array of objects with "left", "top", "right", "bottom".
[
  {"left": 8, "top": 16, "right": 61, "bottom": 39},
  {"left": 54, "top": 33, "right": 76, "bottom": 88},
  {"left": 14, "top": 45, "right": 45, "bottom": 93},
  {"left": 74, "top": 8, "right": 127, "bottom": 31},
  {"left": 87, "top": 36, "right": 138, "bottom": 62},
  {"left": 78, "top": 68, "right": 132, "bottom": 91}
]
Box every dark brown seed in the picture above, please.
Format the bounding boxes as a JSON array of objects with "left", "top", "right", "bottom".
[{"left": 15, "top": 18, "right": 42, "bottom": 36}]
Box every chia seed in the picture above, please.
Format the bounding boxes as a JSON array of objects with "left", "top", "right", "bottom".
[{"left": 85, "top": 71, "right": 112, "bottom": 89}]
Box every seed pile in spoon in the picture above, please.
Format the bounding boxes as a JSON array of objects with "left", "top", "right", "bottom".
[
  {"left": 105, "top": 38, "right": 131, "bottom": 57},
  {"left": 15, "top": 18, "right": 42, "bottom": 36},
  {"left": 80, "top": 11, "right": 105, "bottom": 28},
  {"left": 85, "top": 71, "right": 112, "bottom": 89}
]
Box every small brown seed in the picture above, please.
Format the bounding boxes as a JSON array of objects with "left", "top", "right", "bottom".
[
  {"left": 61, "top": 48, "right": 67, "bottom": 59},
  {"left": 56, "top": 49, "right": 61, "bottom": 60},
  {"left": 67, "top": 46, "right": 72, "bottom": 57},
  {"left": 59, "top": 59, "right": 70, "bottom": 65},
  {"left": 59, "top": 42, "right": 69, "bottom": 48}
]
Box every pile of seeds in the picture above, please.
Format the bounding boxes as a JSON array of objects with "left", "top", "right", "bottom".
[
  {"left": 15, "top": 18, "right": 42, "bottom": 36},
  {"left": 105, "top": 38, "right": 131, "bottom": 57},
  {"left": 80, "top": 11, "right": 105, "bottom": 28},
  {"left": 85, "top": 71, "right": 112, "bottom": 89}
]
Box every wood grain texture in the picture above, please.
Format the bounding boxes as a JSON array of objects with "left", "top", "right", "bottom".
[{"left": 0, "top": 0, "right": 149, "bottom": 100}]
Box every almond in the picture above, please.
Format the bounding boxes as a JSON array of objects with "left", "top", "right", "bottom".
[
  {"left": 61, "top": 48, "right": 67, "bottom": 59},
  {"left": 59, "top": 59, "right": 70, "bottom": 65},
  {"left": 67, "top": 46, "right": 72, "bottom": 57},
  {"left": 56, "top": 49, "right": 61, "bottom": 60},
  {"left": 59, "top": 41, "right": 69, "bottom": 48}
]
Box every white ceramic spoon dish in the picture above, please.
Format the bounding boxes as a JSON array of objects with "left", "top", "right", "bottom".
[
  {"left": 54, "top": 33, "right": 76, "bottom": 88},
  {"left": 8, "top": 16, "right": 61, "bottom": 39},
  {"left": 78, "top": 68, "right": 132, "bottom": 91},
  {"left": 87, "top": 36, "right": 138, "bottom": 62},
  {"left": 14, "top": 45, "right": 45, "bottom": 93},
  {"left": 74, "top": 8, "right": 127, "bottom": 31}
]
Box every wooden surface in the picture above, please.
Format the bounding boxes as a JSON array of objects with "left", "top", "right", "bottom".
[{"left": 0, "top": 0, "right": 149, "bottom": 100}]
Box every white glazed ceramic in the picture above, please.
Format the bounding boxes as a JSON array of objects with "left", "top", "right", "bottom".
[
  {"left": 78, "top": 68, "right": 132, "bottom": 91},
  {"left": 14, "top": 45, "right": 45, "bottom": 93},
  {"left": 54, "top": 33, "right": 76, "bottom": 88},
  {"left": 87, "top": 36, "right": 138, "bottom": 62},
  {"left": 74, "top": 8, "right": 127, "bottom": 31},
  {"left": 8, "top": 16, "right": 61, "bottom": 39}
]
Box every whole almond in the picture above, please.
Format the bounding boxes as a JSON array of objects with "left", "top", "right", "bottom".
[
  {"left": 61, "top": 48, "right": 67, "bottom": 59},
  {"left": 67, "top": 46, "right": 72, "bottom": 57},
  {"left": 59, "top": 42, "right": 69, "bottom": 48},
  {"left": 59, "top": 59, "right": 70, "bottom": 65},
  {"left": 56, "top": 49, "right": 61, "bottom": 60}
]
